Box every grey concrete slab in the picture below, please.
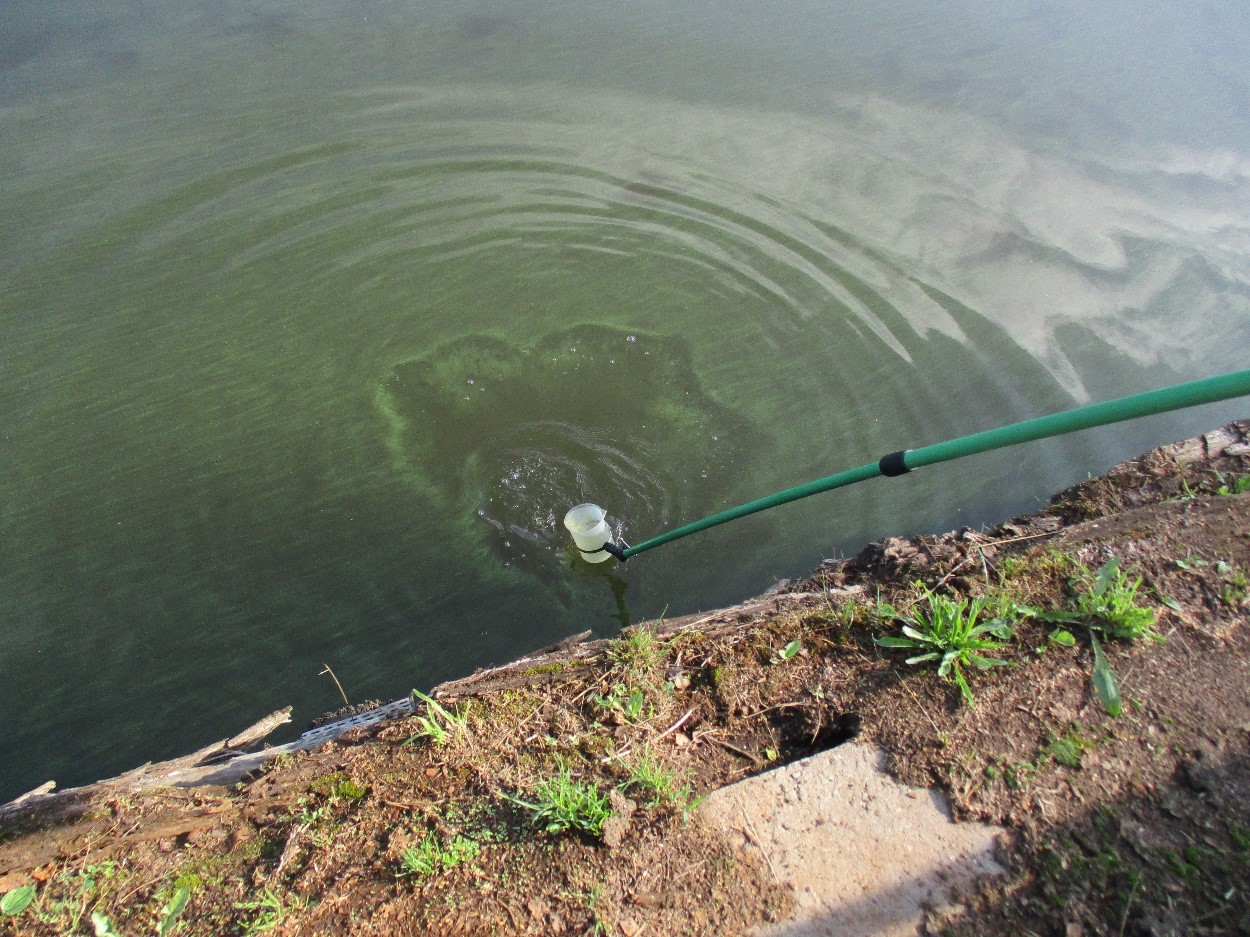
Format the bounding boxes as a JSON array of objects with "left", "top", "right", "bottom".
[{"left": 700, "top": 742, "right": 1007, "bottom": 937}]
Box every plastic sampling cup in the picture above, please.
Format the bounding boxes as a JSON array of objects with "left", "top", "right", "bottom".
[{"left": 564, "top": 503, "right": 614, "bottom": 563}]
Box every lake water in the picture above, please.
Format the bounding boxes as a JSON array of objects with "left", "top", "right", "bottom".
[{"left": 2, "top": 0, "right": 1248, "bottom": 800}]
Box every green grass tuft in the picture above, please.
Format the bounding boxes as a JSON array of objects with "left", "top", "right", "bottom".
[
  {"left": 622, "top": 748, "right": 695, "bottom": 809},
  {"left": 408, "top": 689, "right": 470, "bottom": 746},
  {"left": 398, "top": 833, "right": 481, "bottom": 880},
  {"left": 234, "top": 889, "right": 293, "bottom": 934},
  {"left": 607, "top": 627, "right": 663, "bottom": 675},
  {"left": 507, "top": 768, "right": 613, "bottom": 838}
]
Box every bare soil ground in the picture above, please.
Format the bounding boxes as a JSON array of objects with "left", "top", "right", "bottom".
[{"left": 2, "top": 422, "right": 1248, "bottom": 937}]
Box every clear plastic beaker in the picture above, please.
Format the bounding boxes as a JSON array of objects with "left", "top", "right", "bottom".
[{"left": 564, "top": 503, "right": 614, "bottom": 563}]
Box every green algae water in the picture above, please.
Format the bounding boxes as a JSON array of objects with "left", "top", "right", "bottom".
[{"left": 3, "top": 1, "right": 1249, "bottom": 800}]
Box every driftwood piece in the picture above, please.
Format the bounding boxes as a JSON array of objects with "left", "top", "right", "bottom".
[
  {"left": 431, "top": 590, "right": 836, "bottom": 700},
  {"left": 98, "top": 706, "right": 295, "bottom": 786},
  {"left": 0, "top": 708, "right": 295, "bottom": 821},
  {"left": 6, "top": 781, "right": 56, "bottom": 807},
  {"left": 225, "top": 706, "right": 293, "bottom": 750},
  {"left": 1165, "top": 421, "right": 1250, "bottom": 464}
]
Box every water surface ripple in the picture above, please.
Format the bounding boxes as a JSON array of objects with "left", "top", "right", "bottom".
[{"left": 2, "top": 57, "right": 1248, "bottom": 800}]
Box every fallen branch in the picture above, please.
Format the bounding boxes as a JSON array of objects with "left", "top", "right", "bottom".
[
  {"left": 697, "top": 733, "right": 761, "bottom": 765},
  {"left": 606, "top": 706, "right": 698, "bottom": 763},
  {"left": 743, "top": 701, "right": 816, "bottom": 720}
]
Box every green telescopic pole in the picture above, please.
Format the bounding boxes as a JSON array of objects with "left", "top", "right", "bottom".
[{"left": 617, "top": 368, "right": 1250, "bottom": 560}]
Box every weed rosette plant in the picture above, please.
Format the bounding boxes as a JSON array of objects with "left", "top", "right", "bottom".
[
  {"left": 593, "top": 684, "right": 647, "bottom": 723},
  {"left": 1026, "top": 557, "right": 1163, "bottom": 716},
  {"left": 1058, "top": 558, "right": 1161, "bottom": 642},
  {"left": 874, "top": 585, "right": 1015, "bottom": 705}
]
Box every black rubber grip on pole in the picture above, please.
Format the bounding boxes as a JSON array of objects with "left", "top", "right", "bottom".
[
  {"left": 878, "top": 450, "right": 911, "bottom": 477},
  {"left": 601, "top": 541, "right": 628, "bottom": 561}
]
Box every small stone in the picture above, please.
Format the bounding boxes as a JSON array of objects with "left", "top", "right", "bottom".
[
  {"left": 673, "top": 732, "right": 690, "bottom": 747},
  {"left": 924, "top": 901, "right": 965, "bottom": 934},
  {"left": 1120, "top": 819, "right": 1159, "bottom": 857},
  {"left": 608, "top": 789, "right": 636, "bottom": 819},
  {"left": 1160, "top": 792, "right": 1188, "bottom": 819},
  {"left": 384, "top": 828, "right": 413, "bottom": 862},
  {"left": 0, "top": 871, "right": 30, "bottom": 892},
  {"left": 601, "top": 816, "right": 631, "bottom": 849},
  {"left": 1179, "top": 740, "right": 1222, "bottom": 792},
  {"left": 1051, "top": 705, "right": 1077, "bottom": 725}
]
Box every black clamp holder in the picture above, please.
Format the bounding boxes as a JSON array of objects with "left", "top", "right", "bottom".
[{"left": 581, "top": 539, "right": 630, "bottom": 562}]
